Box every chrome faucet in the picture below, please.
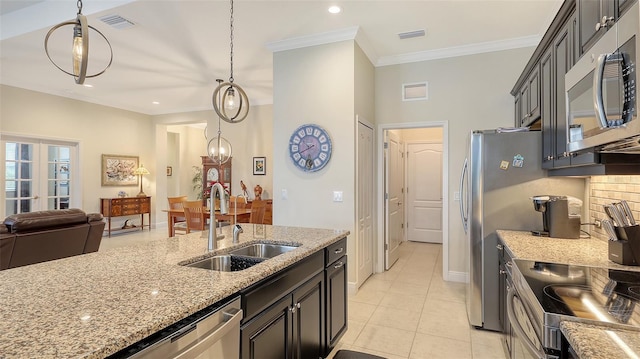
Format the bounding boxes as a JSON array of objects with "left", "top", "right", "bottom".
[
  {"left": 208, "top": 183, "right": 228, "bottom": 251},
  {"left": 232, "top": 224, "right": 243, "bottom": 243}
]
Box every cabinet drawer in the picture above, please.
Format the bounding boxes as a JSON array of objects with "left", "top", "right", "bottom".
[
  {"left": 325, "top": 238, "right": 346, "bottom": 266},
  {"left": 242, "top": 251, "right": 323, "bottom": 322}
]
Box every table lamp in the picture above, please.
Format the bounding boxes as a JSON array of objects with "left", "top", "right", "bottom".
[{"left": 134, "top": 164, "right": 150, "bottom": 197}]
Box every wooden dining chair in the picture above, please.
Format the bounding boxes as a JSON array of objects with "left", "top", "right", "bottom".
[
  {"left": 168, "top": 196, "right": 188, "bottom": 235},
  {"left": 229, "top": 195, "right": 247, "bottom": 210},
  {"left": 182, "top": 200, "right": 209, "bottom": 233},
  {"left": 248, "top": 199, "right": 267, "bottom": 224}
]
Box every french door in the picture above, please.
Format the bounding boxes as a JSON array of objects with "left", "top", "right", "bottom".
[{"left": 2, "top": 136, "right": 79, "bottom": 217}]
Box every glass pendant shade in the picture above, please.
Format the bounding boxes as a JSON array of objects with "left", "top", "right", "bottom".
[{"left": 207, "top": 137, "right": 232, "bottom": 165}]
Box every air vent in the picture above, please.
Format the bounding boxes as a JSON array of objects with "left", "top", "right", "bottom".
[
  {"left": 398, "top": 29, "right": 426, "bottom": 40},
  {"left": 403, "top": 82, "right": 428, "bottom": 101},
  {"left": 99, "top": 14, "right": 135, "bottom": 29}
]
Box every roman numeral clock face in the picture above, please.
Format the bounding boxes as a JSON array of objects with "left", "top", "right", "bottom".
[{"left": 289, "top": 124, "right": 332, "bottom": 172}]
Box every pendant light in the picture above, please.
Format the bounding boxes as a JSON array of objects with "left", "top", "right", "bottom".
[
  {"left": 44, "top": 0, "right": 113, "bottom": 85},
  {"left": 212, "top": 0, "right": 250, "bottom": 123},
  {"left": 208, "top": 79, "right": 233, "bottom": 165}
]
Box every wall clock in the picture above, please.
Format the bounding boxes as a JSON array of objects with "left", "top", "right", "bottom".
[{"left": 288, "top": 124, "right": 332, "bottom": 172}]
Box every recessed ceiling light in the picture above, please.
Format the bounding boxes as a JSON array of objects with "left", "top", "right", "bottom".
[
  {"left": 328, "top": 5, "right": 341, "bottom": 14},
  {"left": 152, "top": 101, "right": 160, "bottom": 105},
  {"left": 83, "top": 84, "right": 93, "bottom": 88}
]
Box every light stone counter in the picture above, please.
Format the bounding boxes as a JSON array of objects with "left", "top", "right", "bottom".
[
  {"left": 0, "top": 225, "right": 349, "bottom": 359},
  {"left": 560, "top": 322, "right": 640, "bottom": 359},
  {"left": 498, "top": 230, "right": 640, "bottom": 358}
]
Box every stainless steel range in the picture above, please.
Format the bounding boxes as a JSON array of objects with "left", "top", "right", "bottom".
[{"left": 507, "top": 259, "right": 640, "bottom": 359}]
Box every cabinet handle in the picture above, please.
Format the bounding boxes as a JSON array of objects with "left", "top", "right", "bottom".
[
  {"left": 595, "top": 16, "right": 614, "bottom": 31},
  {"left": 506, "top": 261, "right": 513, "bottom": 268},
  {"left": 334, "top": 261, "right": 344, "bottom": 269},
  {"left": 496, "top": 244, "right": 503, "bottom": 250},
  {"left": 290, "top": 305, "right": 296, "bottom": 314},
  {"left": 296, "top": 302, "right": 301, "bottom": 309},
  {"left": 546, "top": 155, "right": 554, "bottom": 161},
  {"left": 500, "top": 269, "right": 507, "bottom": 275},
  {"left": 334, "top": 247, "right": 344, "bottom": 254}
]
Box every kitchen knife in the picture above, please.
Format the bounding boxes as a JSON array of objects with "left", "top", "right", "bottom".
[
  {"left": 614, "top": 203, "right": 631, "bottom": 227},
  {"left": 619, "top": 200, "right": 636, "bottom": 226},
  {"left": 602, "top": 219, "right": 618, "bottom": 241},
  {"left": 605, "top": 204, "right": 627, "bottom": 228}
]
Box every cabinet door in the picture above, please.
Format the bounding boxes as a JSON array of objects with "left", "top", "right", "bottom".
[
  {"left": 514, "top": 93, "right": 522, "bottom": 127},
  {"left": 292, "top": 272, "right": 324, "bottom": 359},
  {"left": 325, "top": 256, "right": 347, "bottom": 353},
  {"left": 579, "top": 0, "right": 616, "bottom": 55},
  {"left": 553, "top": 19, "right": 573, "bottom": 168},
  {"left": 525, "top": 68, "right": 541, "bottom": 124},
  {"left": 540, "top": 47, "right": 554, "bottom": 170},
  {"left": 241, "top": 295, "right": 292, "bottom": 359}
]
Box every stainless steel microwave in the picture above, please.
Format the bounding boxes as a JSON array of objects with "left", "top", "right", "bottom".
[{"left": 565, "top": 1, "right": 640, "bottom": 153}]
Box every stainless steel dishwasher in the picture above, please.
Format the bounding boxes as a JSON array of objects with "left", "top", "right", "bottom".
[{"left": 109, "top": 297, "right": 242, "bottom": 359}]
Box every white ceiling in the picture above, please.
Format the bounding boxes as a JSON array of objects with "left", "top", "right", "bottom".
[{"left": 0, "top": 0, "right": 562, "bottom": 116}]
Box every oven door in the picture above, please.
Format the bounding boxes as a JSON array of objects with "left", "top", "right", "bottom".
[{"left": 507, "top": 287, "right": 557, "bottom": 359}]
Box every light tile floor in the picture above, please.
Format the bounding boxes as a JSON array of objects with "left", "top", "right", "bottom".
[
  {"left": 328, "top": 241, "right": 507, "bottom": 359},
  {"left": 99, "top": 228, "right": 506, "bottom": 359}
]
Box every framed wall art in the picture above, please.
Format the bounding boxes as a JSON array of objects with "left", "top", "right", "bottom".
[
  {"left": 101, "top": 154, "right": 139, "bottom": 186},
  {"left": 253, "top": 157, "right": 266, "bottom": 175}
]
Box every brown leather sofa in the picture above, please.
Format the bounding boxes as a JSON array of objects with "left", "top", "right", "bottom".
[{"left": 0, "top": 208, "right": 105, "bottom": 270}]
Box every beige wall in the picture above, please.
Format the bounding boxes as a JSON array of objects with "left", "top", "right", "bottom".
[
  {"left": 589, "top": 176, "right": 640, "bottom": 241},
  {"left": 1, "top": 85, "right": 155, "bottom": 220},
  {"left": 273, "top": 41, "right": 356, "bottom": 231},
  {"left": 375, "top": 46, "right": 535, "bottom": 276}
]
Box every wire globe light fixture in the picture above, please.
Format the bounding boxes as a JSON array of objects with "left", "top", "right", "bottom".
[
  {"left": 44, "top": 0, "right": 113, "bottom": 85},
  {"left": 208, "top": 79, "right": 233, "bottom": 165},
  {"left": 212, "top": 0, "right": 250, "bottom": 123}
]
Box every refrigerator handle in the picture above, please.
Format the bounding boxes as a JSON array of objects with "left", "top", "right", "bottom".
[{"left": 459, "top": 157, "right": 468, "bottom": 234}]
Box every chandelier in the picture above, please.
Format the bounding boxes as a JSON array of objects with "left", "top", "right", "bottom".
[
  {"left": 44, "top": 0, "right": 113, "bottom": 84},
  {"left": 208, "top": 79, "right": 233, "bottom": 165},
  {"left": 212, "top": 0, "right": 250, "bottom": 123}
]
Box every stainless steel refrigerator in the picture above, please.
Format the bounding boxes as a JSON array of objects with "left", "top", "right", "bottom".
[{"left": 459, "top": 130, "right": 584, "bottom": 331}]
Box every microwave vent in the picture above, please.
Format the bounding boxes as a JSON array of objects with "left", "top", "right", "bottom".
[{"left": 599, "top": 135, "right": 640, "bottom": 153}]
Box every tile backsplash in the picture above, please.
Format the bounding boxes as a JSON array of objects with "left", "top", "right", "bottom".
[{"left": 589, "top": 176, "right": 640, "bottom": 241}]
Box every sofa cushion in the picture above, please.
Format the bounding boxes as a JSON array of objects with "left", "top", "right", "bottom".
[{"left": 4, "top": 209, "right": 88, "bottom": 233}]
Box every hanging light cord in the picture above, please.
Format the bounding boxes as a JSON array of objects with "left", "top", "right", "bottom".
[
  {"left": 229, "top": 0, "right": 234, "bottom": 84},
  {"left": 77, "top": 0, "right": 83, "bottom": 14}
]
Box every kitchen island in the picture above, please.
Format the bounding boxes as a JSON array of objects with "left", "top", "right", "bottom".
[
  {"left": 498, "top": 230, "right": 640, "bottom": 359},
  {"left": 0, "top": 225, "right": 348, "bottom": 358}
]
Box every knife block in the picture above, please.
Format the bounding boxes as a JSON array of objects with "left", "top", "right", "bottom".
[{"left": 609, "top": 225, "right": 640, "bottom": 266}]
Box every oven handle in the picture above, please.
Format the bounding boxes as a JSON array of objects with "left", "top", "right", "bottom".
[
  {"left": 593, "top": 53, "right": 609, "bottom": 129},
  {"left": 507, "top": 287, "right": 545, "bottom": 359}
]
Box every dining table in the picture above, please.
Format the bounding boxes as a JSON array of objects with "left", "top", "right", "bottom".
[{"left": 163, "top": 207, "right": 252, "bottom": 237}]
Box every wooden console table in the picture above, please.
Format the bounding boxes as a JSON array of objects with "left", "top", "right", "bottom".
[{"left": 100, "top": 196, "right": 151, "bottom": 237}]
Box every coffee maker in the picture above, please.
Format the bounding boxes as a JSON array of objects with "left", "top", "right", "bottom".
[{"left": 532, "top": 195, "right": 582, "bottom": 238}]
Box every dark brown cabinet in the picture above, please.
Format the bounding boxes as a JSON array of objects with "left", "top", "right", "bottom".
[
  {"left": 552, "top": 16, "right": 575, "bottom": 168},
  {"left": 514, "top": 67, "right": 541, "bottom": 127},
  {"left": 325, "top": 239, "right": 348, "bottom": 355},
  {"left": 578, "top": 0, "right": 617, "bottom": 55},
  {"left": 541, "top": 47, "right": 554, "bottom": 169},
  {"left": 241, "top": 272, "right": 324, "bottom": 359}
]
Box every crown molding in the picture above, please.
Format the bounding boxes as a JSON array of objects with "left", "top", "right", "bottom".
[
  {"left": 266, "top": 26, "right": 359, "bottom": 53},
  {"left": 376, "top": 35, "right": 541, "bottom": 67}
]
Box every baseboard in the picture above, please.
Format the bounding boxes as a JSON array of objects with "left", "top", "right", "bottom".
[
  {"left": 446, "top": 270, "right": 468, "bottom": 283},
  {"left": 348, "top": 281, "right": 358, "bottom": 295}
]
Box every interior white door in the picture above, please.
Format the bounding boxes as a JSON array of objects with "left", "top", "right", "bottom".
[
  {"left": 357, "top": 121, "right": 374, "bottom": 285},
  {"left": 385, "top": 130, "right": 403, "bottom": 270},
  {"left": 407, "top": 142, "right": 443, "bottom": 243}
]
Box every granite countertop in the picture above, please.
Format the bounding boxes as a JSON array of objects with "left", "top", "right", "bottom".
[
  {"left": 0, "top": 225, "right": 349, "bottom": 359},
  {"left": 498, "top": 230, "right": 640, "bottom": 359}
]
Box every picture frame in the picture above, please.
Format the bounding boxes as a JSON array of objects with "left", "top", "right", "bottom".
[
  {"left": 253, "top": 157, "right": 266, "bottom": 175},
  {"left": 167, "top": 166, "right": 173, "bottom": 176},
  {"left": 101, "top": 154, "right": 139, "bottom": 186}
]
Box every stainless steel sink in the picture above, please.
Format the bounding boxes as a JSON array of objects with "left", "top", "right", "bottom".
[
  {"left": 184, "top": 255, "right": 265, "bottom": 272},
  {"left": 227, "top": 243, "right": 299, "bottom": 258}
]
